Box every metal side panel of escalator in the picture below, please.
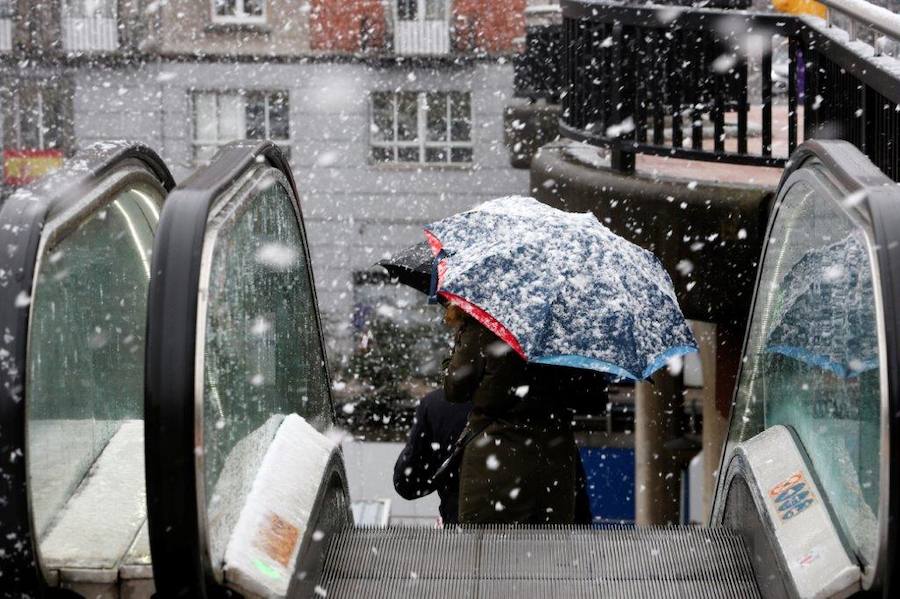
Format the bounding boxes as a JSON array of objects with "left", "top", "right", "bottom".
[
  {"left": 143, "top": 140, "right": 350, "bottom": 599},
  {"left": 0, "top": 142, "right": 175, "bottom": 598},
  {"left": 709, "top": 139, "right": 900, "bottom": 599}
]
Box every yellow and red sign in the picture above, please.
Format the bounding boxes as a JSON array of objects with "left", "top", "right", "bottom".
[{"left": 3, "top": 149, "right": 64, "bottom": 186}]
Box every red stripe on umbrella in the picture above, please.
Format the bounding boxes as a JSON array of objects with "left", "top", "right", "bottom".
[{"left": 438, "top": 291, "right": 527, "bottom": 360}]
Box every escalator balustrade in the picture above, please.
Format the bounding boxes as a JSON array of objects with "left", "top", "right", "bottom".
[
  {"left": 144, "top": 141, "right": 348, "bottom": 598},
  {"left": 0, "top": 142, "right": 174, "bottom": 597},
  {"left": 713, "top": 140, "right": 900, "bottom": 597}
]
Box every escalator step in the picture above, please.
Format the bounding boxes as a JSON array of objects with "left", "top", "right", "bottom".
[{"left": 317, "top": 526, "right": 760, "bottom": 598}]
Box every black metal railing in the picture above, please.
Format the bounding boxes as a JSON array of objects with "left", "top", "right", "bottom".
[
  {"left": 514, "top": 24, "right": 564, "bottom": 102},
  {"left": 559, "top": 0, "right": 900, "bottom": 179},
  {"left": 561, "top": 2, "right": 796, "bottom": 171},
  {"left": 803, "top": 0, "right": 900, "bottom": 179}
]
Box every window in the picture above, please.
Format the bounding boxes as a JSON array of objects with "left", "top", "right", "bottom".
[
  {"left": 0, "top": 0, "right": 14, "bottom": 18},
  {"left": 63, "top": 0, "right": 116, "bottom": 18},
  {"left": 211, "top": 0, "right": 265, "bottom": 24},
  {"left": 193, "top": 90, "right": 290, "bottom": 164},
  {"left": 61, "top": 0, "right": 118, "bottom": 52},
  {"left": 200, "top": 170, "right": 331, "bottom": 571},
  {"left": 370, "top": 91, "right": 472, "bottom": 165},
  {"left": 397, "top": 0, "right": 446, "bottom": 21},
  {"left": 13, "top": 88, "right": 65, "bottom": 151},
  {"left": 728, "top": 171, "right": 882, "bottom": 567}
]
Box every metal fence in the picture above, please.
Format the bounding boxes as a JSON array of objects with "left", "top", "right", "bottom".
[
  {"left": 557, "top": 0, "right": 900, "bottom": 179},
  {"left": 514, "top": 24, "right": 563, "bottom": 102}
]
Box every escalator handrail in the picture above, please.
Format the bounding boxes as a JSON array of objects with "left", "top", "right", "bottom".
[
  {"left": 144, "top": 140, "right": 335, "bottom": 597},
  {"left": 864, "top": 184, "right": 900, "bottom": 597},
  {"left": 0, "top": 141, "right": 174, "bottom": 594},
  {"left": 712, "top": 139, "right": 900, "bottom": 594}
]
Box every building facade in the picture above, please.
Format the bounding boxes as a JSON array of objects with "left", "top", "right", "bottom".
[{"left": 0, "top": 0, "right": 529, "bottom": 359}]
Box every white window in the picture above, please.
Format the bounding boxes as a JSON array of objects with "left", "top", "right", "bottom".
[
  {"left": 397, "top": 0, "right": 446, "bottom": 21},
  {"left": 211, "top": 0, "right": 265, "bottom": 24},
  {"left": 394, "top": 0, "right": 450, "bottom": 55},
  {"left": 0, "top": 0, "right": 13, "bottom": 53},
  {"left": 370, "top": 91, "right": 473, "bottom": 165},
  {"left": 13, "top": 88, "right": 65, "bottom": 150},
  {"left": 63, "top": 0, "right": 116, "bottom": 18},
  {"left": 193, "top": 90, "right": 290, "bottom": 164},
  {"left": 61, "top": 0, "right": 118, "bottom": 52}
]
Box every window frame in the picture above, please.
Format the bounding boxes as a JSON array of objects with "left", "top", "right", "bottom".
[
  {"left": 396, "top": 0, "right": 448, "bottom": 23},
  {"left": 191, "top": 89, "right": 291, "bottom": 166},
  {"left": 8, "top": 83, "right": 71, "bottom": 154},
  {"left": 209, "top": 0, "right": 266, "bottom": 25},
  {"left": 14, "top": 89, "right": 48, "bottom": 150},
  {"left": 369, "top": 90, "right": 474, "bottom": 167}
]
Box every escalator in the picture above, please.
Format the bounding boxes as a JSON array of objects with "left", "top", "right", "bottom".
[
  {"left": 142, "top": 139, "right": 897, "bottom": 598},
  {"left": 1, "top": 139, "right": 897, "bottom": 598}
]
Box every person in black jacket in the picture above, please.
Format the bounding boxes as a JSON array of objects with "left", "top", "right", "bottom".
[{"left": 393, "top": 388, "right": 472, "bottom": 524}]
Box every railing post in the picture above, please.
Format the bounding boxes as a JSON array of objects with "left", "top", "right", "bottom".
[
  {"left": 635, "top": 368, "right": 685, "bottom": 526},
  {"left": 610, "top": 20, "right": 635, "bottom": 174},
  {"left": 788, "top": 34, "right": 799, "bottom": 156},
  {"left": 611, "top": 147, "right": 636, "bottom": 173}
]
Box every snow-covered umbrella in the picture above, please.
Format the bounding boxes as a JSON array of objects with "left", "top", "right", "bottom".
[
  {"left": 766, "top": 232, "right": 877, "bottom": 378},
  {"left": 423, "top": 196, "right": 697, "bottom": 381}
]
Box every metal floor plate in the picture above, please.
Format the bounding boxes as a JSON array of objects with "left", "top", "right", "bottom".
[{"left": 317, "top": 526, "right": 760, "bottom": 598}]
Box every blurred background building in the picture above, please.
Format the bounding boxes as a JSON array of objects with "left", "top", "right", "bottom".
[{"left": 0, "top": 0, "right": 529, "bottom": 370}]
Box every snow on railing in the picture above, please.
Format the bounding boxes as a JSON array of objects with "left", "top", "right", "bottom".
[
  {"left": 62, "top": 16, "right": 118, "bottom": 53},
  {"left": 820, "top": 0, "right": 900, "bottom": 47}
]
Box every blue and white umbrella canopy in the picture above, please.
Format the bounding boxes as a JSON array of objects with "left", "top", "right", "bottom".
[
  {"left": 424, "top": 196, "right": 697, "bottom": 380},
  {"left": 766, "top": 232, "right": 878, "bottom": 378}
]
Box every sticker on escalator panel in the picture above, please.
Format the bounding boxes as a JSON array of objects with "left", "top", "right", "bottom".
[
  {"left": 798, "top": 547, "right": 821, "bottom": 568},
  {"left": 256, "top": 511, "right": 301, "bottom": 567},
  {"left": 769, "top": 471, "right": 816, "bottom": 521}
]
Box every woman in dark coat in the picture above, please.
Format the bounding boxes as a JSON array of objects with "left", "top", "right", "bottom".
[{"left": 443, "top": 305, "right": 579, "bottom": 524}]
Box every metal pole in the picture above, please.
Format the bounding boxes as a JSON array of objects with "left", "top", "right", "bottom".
[
  {"left": 611, "top": 147, "right": 636, "bottom": 173},
  {"left": 635, "top": 368, "right": 684, "bottom": 525},
  {"left": 692, "top": 321, "right": 728, "bottom": 522}
]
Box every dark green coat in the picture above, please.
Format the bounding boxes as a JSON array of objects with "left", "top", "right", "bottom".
[{"left": 444, "top": 316, "right": 577, "bottom": 524}]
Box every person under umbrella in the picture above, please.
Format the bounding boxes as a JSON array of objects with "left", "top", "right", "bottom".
[
  {"left": 443, "top": 303, "right": 584, "bottom": 523},
  {"left": 386, "top": 196, "right": 696, "bottom": 524},
  {"left": 390, "top": 302, "right": 598, "bottom": 525},
  {"left": 392, "top": 387, "right": 472, "bottom": 525}
]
